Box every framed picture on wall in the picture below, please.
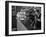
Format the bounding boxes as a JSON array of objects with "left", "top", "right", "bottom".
[{"left": 5, "top": 1, "right": 45, "bottom": 36}]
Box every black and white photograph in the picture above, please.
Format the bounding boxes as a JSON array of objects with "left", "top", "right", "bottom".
[
  {"left": 12, "top": 6, "right": 41, "bottom": 31},
  {"left": 5, "top": 1, "right": 45, "bottom": 36}
]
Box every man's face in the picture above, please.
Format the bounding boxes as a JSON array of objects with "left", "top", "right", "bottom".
[{"left": 16, "top": 11, "right": 26, "bottom": 20}]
